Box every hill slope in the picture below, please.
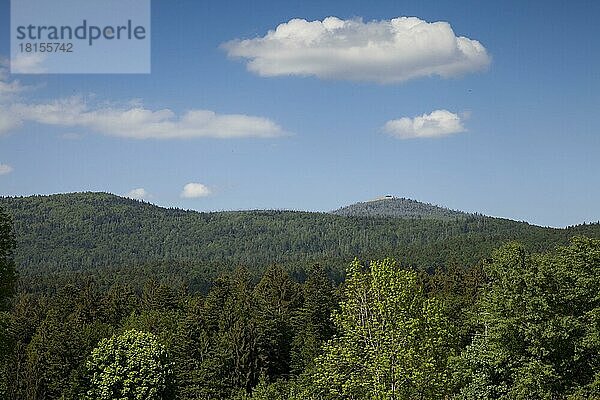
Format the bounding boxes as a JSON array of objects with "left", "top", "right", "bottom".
[
  {"left": 1, "top": 192, "right": 599, "bottom": 289},
  {"left": 331, "top": 196, "right": 469, "bottom": 220}
]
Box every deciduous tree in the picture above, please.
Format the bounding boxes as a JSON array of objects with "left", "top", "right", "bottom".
[
  {"left": 311, "top": 258, "right": 455, "bottom": 399},
  {"left": 84, "top": 329, "right": 174, "bottom": 400}
]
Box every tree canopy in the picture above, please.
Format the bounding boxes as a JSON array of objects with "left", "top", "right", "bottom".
[
  {"left": 310, "top": 258, "right": 455, "bottom": 399},
  {"left": 84, "top": 329, "right": 174, "bottom": 400},
  {"left": 458, "top": 237, "right": 600, "bottom": 399},
  {"left": 1, "top": 195, "right": 600, "bottom": 399}
]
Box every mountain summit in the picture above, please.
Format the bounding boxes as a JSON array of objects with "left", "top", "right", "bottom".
[{"left": 331, "top": 196, "right": 469, "bottom": 220}]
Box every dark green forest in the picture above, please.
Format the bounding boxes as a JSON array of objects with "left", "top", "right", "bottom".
[
  {"left": 1, "top": 192, "right": 599, "bottom": 292},
  {"left": 1, "top": 194, "right": 600, "bottom": 399}
]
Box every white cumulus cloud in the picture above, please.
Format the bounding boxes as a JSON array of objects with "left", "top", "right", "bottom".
[
  {"left": 126, "top": 188, "right": 150, "bottom": 200},
  {"left": 181, "top": 183, "right": 212, "bottom": 198},
  {"left": 0, "top": 163, "right": 13, "bottom": 175},
  {"left": 223, "top": 16, "right": 490, "bottom": 83},
  {"left": 384, "top": 109, "right": 466, "bottom": 139},
  {"left": 4, "top": 96, "right": 286, "bottom": 139}
]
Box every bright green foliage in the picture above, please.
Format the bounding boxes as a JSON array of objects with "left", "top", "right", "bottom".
[
  {"left": 311, "top": 258, "right": 455, "bottom": 399},
  {"left": 85, "top": 329, "right": 174, "bottom": 400},
  {"left": 457, "top": 237, "right": 600, "bottom": 399}
]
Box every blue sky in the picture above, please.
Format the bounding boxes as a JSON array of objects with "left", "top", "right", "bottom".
[{"left": 0, "top": 0, "right": 599, "bottom": 227}]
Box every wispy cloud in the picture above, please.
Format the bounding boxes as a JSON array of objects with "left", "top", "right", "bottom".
[
  {"left": 10, "top": 53, "right": 47, "bottom": 74},
  {"left": 6, "top": 97, "right": 286, "bottom": 139},
  {"left": 181, "top": 182, "right": 212, "bottom": 198},
  {"left": 383, "top": 109, "right": 466, "bottom": 139},
  {"left": 0, "top": 163, "right": 13, "bottom": 175},
  {"left": 0, "top": 63, "right": 28, "bottom": 103},
  {"left": 0, "top": 109, "right": 23, "bottom": 134},
  {"left": 0, "top": 60, "right": 286, "bottom": 139},
  {"left": 223, "top": 16, "right": 490, "bottom": 83}
]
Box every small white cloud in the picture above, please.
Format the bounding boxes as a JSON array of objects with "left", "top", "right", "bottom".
[
  {"left": 181, "top": 183, "right": 212, "bottom": 198},
  {"left": 0, "top": 163, "right": 13, "bottom": 175},
  {"left": 384, "top": 109, "right": 466, "bottom": 139},
  {"left": 126, "top": 188, "right": 150, "bottom": 200},
  {"left": 223, "top": 16, "right": 490, "bottom": 83}
]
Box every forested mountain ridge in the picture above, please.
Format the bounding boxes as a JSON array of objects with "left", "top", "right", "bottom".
[
  {"left": 1, "top": 192, "right": 599, "bottom": 288},
  {"left": 331, "top": 196, "right": 469, "bottom": 220},
  {"left": 0, "top": 192, "right": 600, "bottom": 284}
]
